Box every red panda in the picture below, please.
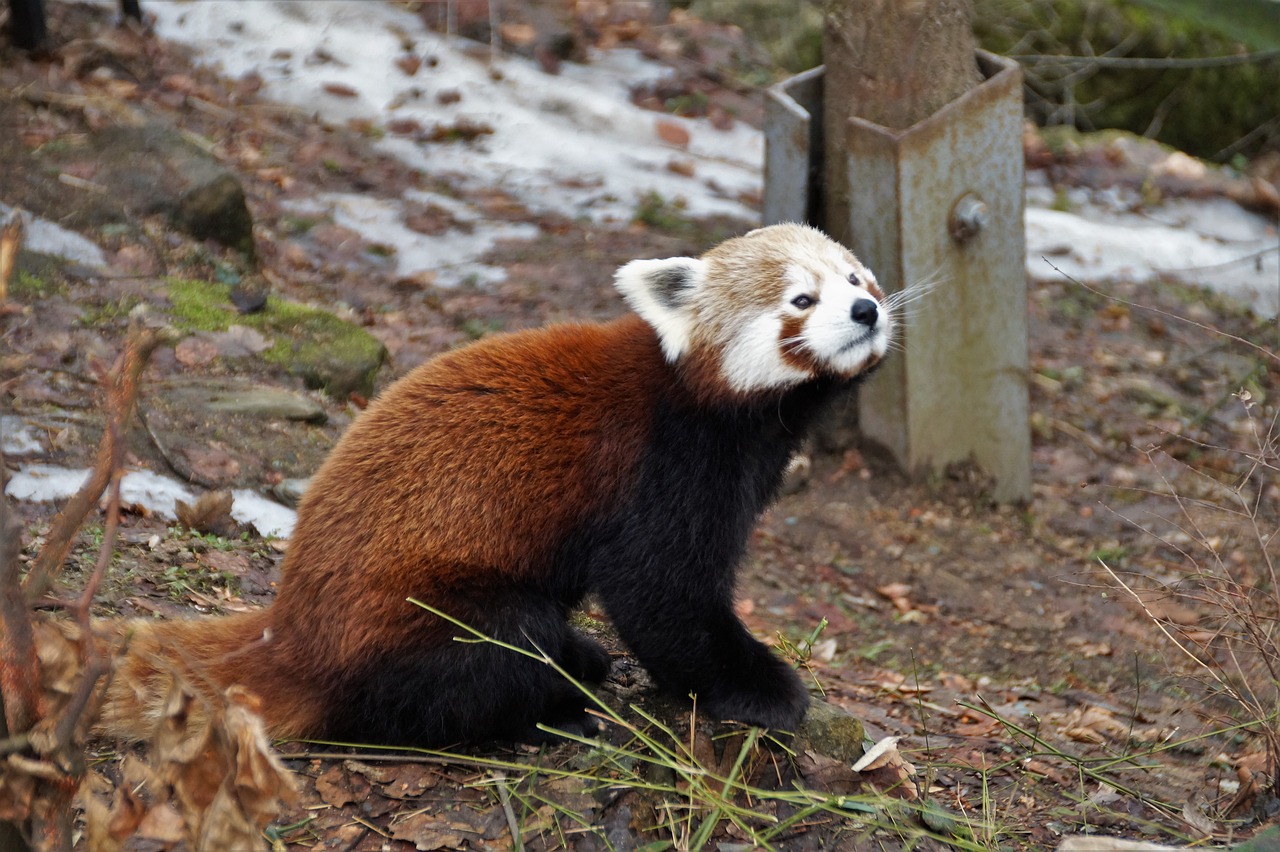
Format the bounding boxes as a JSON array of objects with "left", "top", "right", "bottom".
[{"left": 97, "top": 223, "right": 894, "bottom": 746}]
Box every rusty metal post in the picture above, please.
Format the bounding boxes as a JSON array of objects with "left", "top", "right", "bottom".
[
  {"left": 763, "top": 66, "right": 825, "bottom": 232},
  {"left": 764, "top": 53, "right": 1031, "bottom": 503}
]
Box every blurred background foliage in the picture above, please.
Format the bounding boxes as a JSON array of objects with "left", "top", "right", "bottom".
[{"left": 679, "top": 0, "right": 1280, "bottom": 160}]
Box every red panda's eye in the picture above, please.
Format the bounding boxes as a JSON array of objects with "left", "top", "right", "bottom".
[
  {"left": 791, "top": 294, "right": 815, "bottom": 310},
  {"left": 847, "top": 272, "right": 861, "bottom": 286}
]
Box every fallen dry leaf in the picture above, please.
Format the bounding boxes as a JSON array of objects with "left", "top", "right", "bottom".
[
  {"left": 499, "top": 21, "right": 537, "bottom": 46},
  {"left": 175, "top": 490, "right": 235, "bottom": 535},
  {"left": 655, "top": 118, "right": 690, "bottom": 148},
  {"left": 852, "top": 736, "right": 902, "bottom": 772},
  {"left": 1052, "top": 705, "right": 1131, "bottom": 745},
  {"left": 322, "top": 82, "right": 359, "bottom": 98},
  {"left": 1023, "top": 758, "right": 1075, "bottom": 787},
  {"left": 107, "top": 780, "right": 148, "bottom": 841},
  {"left": 223, "top": 685, "right": 298, "bottom": 820},
  {"left": 667, "top": 158, "right": 695, "bottom": 177},
  {"left": 315, "top": 764, "right": 355, "bottom": 807},
  {"left": 875, "top": 582, "right": 915, "bottom": 613},
  {"left": 395, "top": 54, "right": 421, "bottom": 76},
  {"left": 136, "top": 802, "right": 187, "bottom": 844},
  {"left": 851, "top": 736, "right": 918, "bottom": 800},
  {"left": 390, "top": 812, "right": 475, "bottom": 851},
  {"left": 76, "top": 773, "right": 123, "bottom": 852},
  {"left": 797, "top": 749, "right": 860, "bottom": 794},
  {"left": 379, "top": 764, "right": 439, "bottom": 799},
  {"left": 1181, "top": 800, "right": 1216, "bottom": 837}
]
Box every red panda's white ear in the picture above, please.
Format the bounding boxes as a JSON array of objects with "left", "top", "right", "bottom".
[{"left": 614, "top": 257, "right": 707, "bottom": 362}]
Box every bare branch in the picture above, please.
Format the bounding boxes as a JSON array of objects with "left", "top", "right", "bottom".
[
  {"left": 0, "top": 466, "right": 41, "bottom": 737},
  {"left": 0, "top": 212, "right": 22, "bottom": 305},
  {"left": 22, "top": 325, "right": 170, "bottom": 603},
  {"left": 1045, "top": 259, "right": 1280, "bottom": 367},
  {"left": 1012, "top": 48, "right": 1280, "bottom": 71}
]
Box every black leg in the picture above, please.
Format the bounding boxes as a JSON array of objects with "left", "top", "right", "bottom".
[
  {"left": 601, "top": 588, "right": 809, "bottom": 733},
  {"left": 119, "top": 0, "right": 141, "bottom": 22},
  {"left": 327, "top": 598, "right": 604, "bottom": 747}
]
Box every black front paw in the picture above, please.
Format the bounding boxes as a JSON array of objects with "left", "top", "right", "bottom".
[{"left": 703, "top": 653, "right": 809, "bottom": 732}]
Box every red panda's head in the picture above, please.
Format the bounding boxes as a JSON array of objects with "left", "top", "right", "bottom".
[{"left": 615, "top": 223, "right": 893, "bottom": 396}]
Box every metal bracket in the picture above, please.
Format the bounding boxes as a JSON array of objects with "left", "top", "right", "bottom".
[{"left": 765, "top": 52, "right": 1031, "bottom": 502}]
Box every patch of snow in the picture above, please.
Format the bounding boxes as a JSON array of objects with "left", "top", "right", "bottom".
[
  {"left": 145, "top": 1, "right": 1277, "bottom": 316},
  {"left": 119, "top": 469, "right": 198, "bottom": 517},
  {"left": 147, "top": 0, "right": 760, "bottom": 227},
  {"left": 1, "top": 416, "right": 42, "bottom": 456},
  {"left": 230, "top": 489, "right": 297, "bottom": 539},
  {"left": 4, "top": 464, "right": 91, "bottom": 503},
  {"left": 5, "top": 465, "right": 197, "bottom": 518},
  {"left": 1026, "top": 190, "right": 1280, "bottom": 317},
  {"left": 5, "top": 464, "right": 297, "bottom": 538},
  {"left": 286, "top": 192, "right": 537, "bottom": 285},
  {"left": 0, "top": 203, "right": 107, "bottom": 269}
]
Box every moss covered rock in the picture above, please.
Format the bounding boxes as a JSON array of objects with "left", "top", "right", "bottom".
[{"left": 167, "top": 279, "right": 387, "bottom": 399}]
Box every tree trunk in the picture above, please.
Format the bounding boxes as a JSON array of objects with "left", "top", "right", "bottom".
[{"left": 822, "top": 0, "right": 980, "bottom": 243}]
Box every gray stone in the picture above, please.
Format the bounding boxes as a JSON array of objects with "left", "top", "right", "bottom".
[
  {"left": 88, "top": 122, "right": 255, "bottom": 255},
  {"left": 269, "top": 477, "right": 311, "bottom": 507},
  {"left": 291, "top": 346, "right": 387, "bottom": 401},
  {"left": 202, "top": 387, "right": 328, "bottom": 424},
  {"left": 155, "top": 379, "right": 327, "bottom": 424},
  {"left": 173, "top": 173, "right": 255, "bottom": 256}
]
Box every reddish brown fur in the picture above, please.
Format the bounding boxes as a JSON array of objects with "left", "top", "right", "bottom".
[
  {"left": 101, "top": 316, "right": 668, "bottom": 741},
  {"left": 777, "top": 315, "right": 820, "bottom": 375},
  {"left": 96, "top": 224, "right": 888, "bottom": 745}
]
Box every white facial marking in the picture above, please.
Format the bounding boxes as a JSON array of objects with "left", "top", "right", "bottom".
[
  {"left": 797, "top": 260, "right": 892, "bottom": 375},
  {"left": 720, "top": 314, "right": 811, "bottom": 393},
  {"left": 615, "top": 224, "right": 897, "bottom": 396}
]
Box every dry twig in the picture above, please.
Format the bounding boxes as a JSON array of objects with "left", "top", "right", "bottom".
[
  {"left": 0, "top": 468, "right": 40, "bottom": 739},
  {"left": 0, "top": 213, "right": 22, "bottom": 305},
  {"left": 22, "top": 325, "right": 170, "bottom": 603}
]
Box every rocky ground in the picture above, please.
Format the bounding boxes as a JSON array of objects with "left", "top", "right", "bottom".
[{"left": 2, "top": 2, "right": 1280, "bottom": 850}]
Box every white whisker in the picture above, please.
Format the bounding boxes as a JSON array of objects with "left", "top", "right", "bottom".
[
  {"left": 880, "top": 271, "right": 943, "bottom": 328},
  {"left": 778, "top": 334, "right": 807, "bottom": 352}
]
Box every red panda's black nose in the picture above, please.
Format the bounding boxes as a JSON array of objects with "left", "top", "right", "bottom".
[{"left": 851, "top": 298, "right": 879, "bottom": 327}]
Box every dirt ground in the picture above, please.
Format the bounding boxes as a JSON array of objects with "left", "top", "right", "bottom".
[{"left": 2, "top": 2, "right": 1279, "bottom": 849}]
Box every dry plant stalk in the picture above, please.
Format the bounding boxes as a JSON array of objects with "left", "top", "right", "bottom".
[
  {"left": 0, "top": 213, "right": 21, "bottom": 304},
  {"left": 1103, "top": 396, "right": 1280, "bottom": 816},
  {"left": 0, "top": 451, "right": 125, "bottom": 847},
  {"left": 22, "top": 325, "right": 170, "bottom": 603},
  {"left": 2, "top": 324, "right": 296, "bottom": 849},
  {"left": 1, "top": 480, "right": 41, "bottom": 739},
  {"left": 1069, "top": 261, "right": 1280, "bottom": 815}
]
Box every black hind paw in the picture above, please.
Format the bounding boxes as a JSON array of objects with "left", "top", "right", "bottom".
[{"left": 516, "top": 708, "right": 605, "bottom": 745}]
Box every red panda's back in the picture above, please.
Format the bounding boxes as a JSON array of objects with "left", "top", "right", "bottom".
[{"left": 268, "top": 315, "right": 667, "bottom": 662}]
